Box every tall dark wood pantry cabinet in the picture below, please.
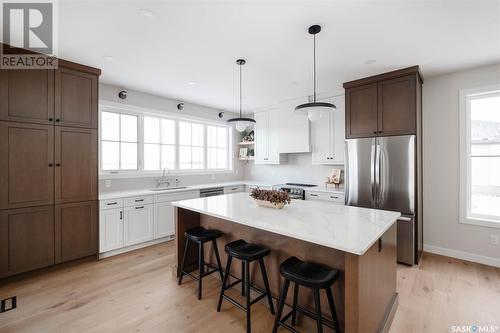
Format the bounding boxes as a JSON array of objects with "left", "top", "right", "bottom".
[{"left": 0, "top": 58, "right": 101, "bottom": 279}]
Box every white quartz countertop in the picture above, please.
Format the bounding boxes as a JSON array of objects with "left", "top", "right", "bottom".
[
  {"left": 99, "top": 181, "right": 345, "bottom": 200},
  {"left": 98, "top": 181, "right": 267, "bottom": 200},
  {"left": 172, "top": 192, "right": 399, "bottom": 255}
]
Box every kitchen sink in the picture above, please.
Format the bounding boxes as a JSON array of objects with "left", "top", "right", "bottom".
[{"left": 150, "top": 186, "right": 190, "bottom": 191}]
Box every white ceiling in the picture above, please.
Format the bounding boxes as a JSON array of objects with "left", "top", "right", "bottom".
[{"left": 57, "top": 0, "right": 500, "bottom": 113}]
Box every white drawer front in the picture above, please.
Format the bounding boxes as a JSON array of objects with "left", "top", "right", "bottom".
[
  {"left": 124, "top": 195, "right": 153, "bottom": 207},
  {"left": 306, "top": 191, "right": 345, "bottom": 204},
  {"left": 154, "top": 190, "right": 199, "bottom": 203},
  {"left": 224, "top": 185, "right": 244, "bottom": 194},
  {"left": 100, "top": 198, "right": 124, "bottom": 210}
]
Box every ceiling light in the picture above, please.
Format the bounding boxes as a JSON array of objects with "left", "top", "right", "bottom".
[
  {"left": 103, "top": 56, "right": 116, "bottom": 62},
  {"left": 138, "top": 9, "right": 154, "bottom": 19},
  {"left": 295, "top": 25, "right": 336, "bottom": 121},
  {"left": 227, "top": 59, "right": 256, "bottom": 132},
  {"left": 365, "top": 59, "right": 377, "bottom": 64}
]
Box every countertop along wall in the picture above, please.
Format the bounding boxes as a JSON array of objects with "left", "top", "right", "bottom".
[
  {"left": 98, "top": 83, "right": 244, "bottom": 192},
  {"left": 423, "top": 63, "right": 500, "bottom": 266}
]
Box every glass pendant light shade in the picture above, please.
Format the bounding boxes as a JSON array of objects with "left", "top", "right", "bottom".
[
  {"left": 295, "top": 102, "right": 336, "bottom": 121},
  {"left": 296, "top": 25, "right": 336, "bottom": 120},
  {"left": 228, "top": 59, "right": 255, "bottom": 131}
]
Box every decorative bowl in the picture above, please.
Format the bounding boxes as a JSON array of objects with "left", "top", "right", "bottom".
[{"left": 254, "top": 199, "right": 285, "bottom": 209}]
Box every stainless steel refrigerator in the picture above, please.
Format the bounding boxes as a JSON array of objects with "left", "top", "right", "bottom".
[{"left": 345, "top": 135, "right": 422, "bottom": 265}]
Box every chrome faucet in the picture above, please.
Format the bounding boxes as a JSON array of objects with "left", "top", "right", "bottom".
[{"left": 156, "top": 168, "right": 171, "bottom": 188}]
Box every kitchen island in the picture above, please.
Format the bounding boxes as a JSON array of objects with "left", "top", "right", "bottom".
[{"left": 172, "top": 193, "right": 400, "bottom": 333}]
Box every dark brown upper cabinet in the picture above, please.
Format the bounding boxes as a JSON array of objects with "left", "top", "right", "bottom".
[
  {"left": 344, "top": 66, "right": 423, "bottom": 139},
  {"left": 0, "top": 69, "right": 55, "bottom": 125},
  {"left": 0, "top": 205, "right": 55, "bottom": 278},
  {"left": 0, "top": 122, "right": 54, "bottom": 210},
  {"left": 55, "top": 201, "right": 98, "bottom": 264},
  {"left": 345, "top": 83, "right": 378, "bottom": 138},
  {"left": 55, "top": 127, "right": 98, "bottom": 204},
  {"left": 55, "top": 67, "right": 98, "bottom": 129}
]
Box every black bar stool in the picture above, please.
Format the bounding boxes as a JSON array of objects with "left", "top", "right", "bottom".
[
  {"left": 178, "top": 226, "right": 224, "bottom": 300},
  {"left": 217, "top": 239, "right": 275, "bottom": 333},
  {"left": 272, "top": 256, "right": 341, "bottom": 333}
]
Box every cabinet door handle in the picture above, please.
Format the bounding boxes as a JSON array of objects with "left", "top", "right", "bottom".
[
  {"left": 48, "top": 118, "right": 53, "bottom": 122},
  {"left": 135, "top": 206, "right": 144, "bottom": 210},
  {"left": 373, "top": 131, "right": 377, "bottom": 134},
  {"left": 135, "top": 199, "right": 144, "bottom": 202},
  {"left": 231, "top": 188, "right": 238, "bottom": 190},
  {"left": 55, "top": 119, "right": 60, "bottom": 122},
  {"left": 120, "top": 211, "right": 123, "bottom": 220},
  {"left": 48, "top": 163, "right": 53, "bottom": 167},
  {"left": 107, "top": 202, "right": 117, "bottom": 206},
  {"left": 378, "top": 131, "right": 382, "bottom": 134},
  {"left": 55, "top": 163, "right": 61, "bottom": 167}
]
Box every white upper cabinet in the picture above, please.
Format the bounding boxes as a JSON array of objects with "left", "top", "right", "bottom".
[
  {"left": 254, "top": 110, "right": 287, "bottom": 164},
  {"left": 311, "top": 95, "right": 345, "bottom": 165},
  {"left": 254, "top": 103, "right": 309, "bottom": 164}
]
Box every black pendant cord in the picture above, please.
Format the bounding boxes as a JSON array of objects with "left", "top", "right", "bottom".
[
  {"left": 239, "top": 63, "right": 243, "bottom": 118},
  {"left": 313, "top": 32, "right": 316, "bottom": 103}
]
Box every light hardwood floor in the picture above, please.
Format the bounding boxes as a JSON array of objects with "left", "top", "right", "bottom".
[{"left": 0, "top": 241, "right": 499, "bottom": 333}]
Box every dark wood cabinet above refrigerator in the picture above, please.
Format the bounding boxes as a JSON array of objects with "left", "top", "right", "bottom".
[{"left": 344, "top": 66, "right": 423, "bottom": 139}]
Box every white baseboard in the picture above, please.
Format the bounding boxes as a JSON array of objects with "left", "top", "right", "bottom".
[
  {"left": 424, "top": 244, "right": 500, "bottom": 268},
  {"left": 99, "top": 236, "right": 174, "bottom": 259}
]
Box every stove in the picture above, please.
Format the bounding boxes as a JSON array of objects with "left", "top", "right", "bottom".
[{"left": 272, "top": 183, "right": 316, "bottom": 200}]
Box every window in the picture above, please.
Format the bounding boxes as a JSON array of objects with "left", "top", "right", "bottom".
[
  {"left": 100, "top": 111, "right": 138, "bottom": 170},
  {"left": 207, "top": 125, "right": 229, "bottom": 169},
  {"left": 143, "top": 116, "right": 176, "bottom": 171},
  {"left": 460, "top": 85, "right": 500, "bottom": 228},
  {"left": 179, "top": 121, "right": 204, "bottom": 170},
  {"left": 99, "top": 105, "right": 232, "bottom": 176}
]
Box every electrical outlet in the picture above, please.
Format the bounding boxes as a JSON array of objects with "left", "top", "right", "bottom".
[
  {"left": 490, "top": 234, "right": 499, "bottom": 245},
  {"left": 104, "top": 180, "right": 111, "bottom": 188}
]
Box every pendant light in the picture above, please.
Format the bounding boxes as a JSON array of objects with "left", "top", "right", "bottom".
[
  {"left": 227, "top": 59, "right": 255, "bottom": 132},
  {"left": 295, "top": 25, "right": 336, "bottom": 121}
]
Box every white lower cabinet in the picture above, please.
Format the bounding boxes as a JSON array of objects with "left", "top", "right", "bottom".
[
  {"left": 154, "top": 201, "right": 174, "bottom": 239},
  {"left": 123, "top": 204, "right": 154, "bottom": 247},
  {"left": 99, "top": 208, "right": 123, "bottom": 252}
]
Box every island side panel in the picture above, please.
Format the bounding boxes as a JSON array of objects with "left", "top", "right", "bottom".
[
  {"left": 200, "top": 213, "right": 347, "bottom": 331},
  {"left": 345, "top": 223, "right": 398, "bottom": 333},
  {"left": 175, "top": 207, "right": 201, "bottom": 277}
]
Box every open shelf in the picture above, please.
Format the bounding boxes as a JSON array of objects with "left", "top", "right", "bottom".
[
  {"left": 238, "top": 141, "right": 255, "bottom": 146},
  {"left": 238, "top": 156, "right": 255, "bottom": 161}
]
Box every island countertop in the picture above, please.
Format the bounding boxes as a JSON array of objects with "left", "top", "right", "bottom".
[{"left": 172, "top": 192, "right": 400, "bottom": 255}]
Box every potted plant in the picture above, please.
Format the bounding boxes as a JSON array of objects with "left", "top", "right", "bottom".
[{"left": 250, "top": 188, "right": 291, "bottom": 209}]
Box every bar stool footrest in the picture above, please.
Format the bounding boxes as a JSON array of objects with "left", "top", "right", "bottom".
[{"left": 279, "top": 305, "right": 338, "bottom": 332}]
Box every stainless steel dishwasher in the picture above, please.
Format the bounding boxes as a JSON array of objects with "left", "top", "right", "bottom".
[{"left": 199, "top": 187, "right": 224, "bottom": 197}]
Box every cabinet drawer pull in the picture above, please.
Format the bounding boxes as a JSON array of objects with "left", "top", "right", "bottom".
[
  {"left": 135, "top": 199, "right": 144, "bottom": 202},
  {"left": 135, "top": 206, "right": 144, "bottom": 209},
  {"left": 107, "top": 202, "right": 118, "bottom": 206},
  {"left": 231, "top": 188, "right": 238, "bottom": 190},
  {"left": 330, "top": 196, "right": 338, "bottom": 199},
  {"left": 310, "top": 194, "right": 318, "bottom": 197},
  {"left": 120, "top": 211, "right": 123, "bottom": 220}
]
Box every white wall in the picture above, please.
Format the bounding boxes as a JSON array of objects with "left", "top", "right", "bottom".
[
  {"left": 243, "top": 153, "right": 344, "bottom": 186},
  {"left": 423, "top": 63, "right": 500, "bottom": 265},
  {"left": 99, "top": 83, "right": 244, "bottom": 192}
]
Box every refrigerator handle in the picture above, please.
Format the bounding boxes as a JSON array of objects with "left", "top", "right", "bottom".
[
  {"left": 375, "top": 142, "right": 381, "bottom": 207},
  {"left": 370, "top": 141, "right": 376, "bottom": 207}
]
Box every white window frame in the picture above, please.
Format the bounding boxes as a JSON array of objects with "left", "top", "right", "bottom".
[
  {"left": 459, "top": 84, "right": 500, "bottom": 229},
  {"left": 99, "top": 101, "right": 234, "bottom": 179}
]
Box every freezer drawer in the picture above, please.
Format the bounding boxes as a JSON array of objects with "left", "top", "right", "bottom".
[{"left": 397, "top": 215, "right": 415, "bottom": 265}]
